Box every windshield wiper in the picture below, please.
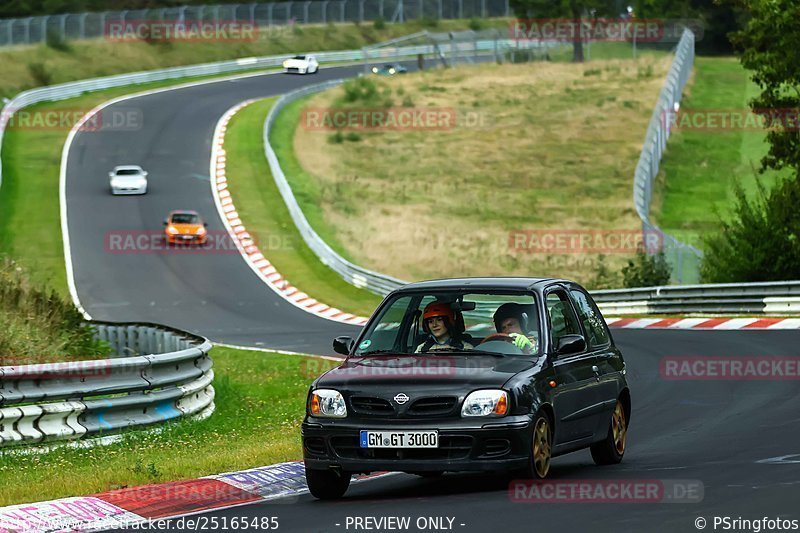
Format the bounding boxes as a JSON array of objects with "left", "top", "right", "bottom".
[{"left": 357, "top": 350, "right": 400, "bottom": 356}]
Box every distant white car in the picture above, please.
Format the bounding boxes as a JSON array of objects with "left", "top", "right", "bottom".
[
  {"left": 283, "top": 55, "right": 319, "bottom": 74},
  {"left": 109, "top": 165, "right": 148, "bottom": 195}
]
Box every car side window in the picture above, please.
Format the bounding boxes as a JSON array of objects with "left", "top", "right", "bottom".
[
  {"left": 569, "top": 289, "right": 610, "bottom": 348},
  {"left": 545, "top": 290, "right": 582, "bottom": 350}
]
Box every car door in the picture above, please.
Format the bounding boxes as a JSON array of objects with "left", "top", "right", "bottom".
[
  {"left": 546, "top": 287, "right": 603, "bottom": 446},
  {"left": 568, "top": 286, "right": 622, "bottom": 439}
]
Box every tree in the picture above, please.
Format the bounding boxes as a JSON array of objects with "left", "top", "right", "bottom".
[
  {"left": 509, "top": 0, "right": 614, "bottom": 62},
  {"left": 700, "top": 176, "right": 800, "bottom": 282},
  {"left": 730, "top": 0, "right": 800, "bottom": 174}
]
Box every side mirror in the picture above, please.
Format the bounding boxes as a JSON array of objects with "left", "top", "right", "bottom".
[
  {"left": 163, "top": 220, "right": 168, "bottom": 226},
  {"left": 556, "top": 334, "right": 586, "bottom": 356},
  {"left": 333, "top": 336, "right": 355, "bottom": 356},
  {"left": 203, "top": 222, "right": 208, "bottom": 227},
  {"left": 142, "top": 171, "right": 148, "bottom": 176}
]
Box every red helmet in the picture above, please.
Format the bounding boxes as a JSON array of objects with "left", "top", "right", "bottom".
[{"left": 422, "top": 302, "right": 455, "bottom": 333}]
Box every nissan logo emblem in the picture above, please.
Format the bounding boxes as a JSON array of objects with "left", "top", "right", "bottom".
[{"left": 394, "top": 393, "right": 409, "bottom": 405}]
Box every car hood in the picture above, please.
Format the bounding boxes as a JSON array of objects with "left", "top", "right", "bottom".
[
  {"left": 284, "top": 59, "right": 309, "bottom": 66},
  {"left": 316, "top": 354, "right": 536, "bottom": 389},
  {"left": 169, "top": 223, "right": 202, "bottom": 234}
]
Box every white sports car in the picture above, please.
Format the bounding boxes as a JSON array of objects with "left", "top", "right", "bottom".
[
  {"left": 109, "top": 165, "right": 148, "bottom": 195},
  {"left": 283, "top": 55, "right": 319, "bottom": 74}
]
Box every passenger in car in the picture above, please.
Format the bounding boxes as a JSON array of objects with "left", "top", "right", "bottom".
[
  {"left": 493, "top": 303, "right": 538, "bottom": 353},
  {"left": 415, "top": 302, "right": 474, "bottom": 352}
]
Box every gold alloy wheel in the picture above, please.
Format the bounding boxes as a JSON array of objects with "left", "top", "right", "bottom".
[
  {"left": 532, "top": 416, "right": 551, "bottom": 478},
  {"left": 612, "top": 401, "right": 627, "bottom": 455}
]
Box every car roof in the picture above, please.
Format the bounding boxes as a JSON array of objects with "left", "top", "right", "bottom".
[{"left": 397, "top": 277, "right": 563, "bottom": 292}]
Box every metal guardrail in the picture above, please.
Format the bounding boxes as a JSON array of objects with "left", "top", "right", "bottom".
[
  {"left": 592, "top": 281, "right": 800, "bottom": 315},
  {"left": 633, "top": 28, "right": 702, "bottom": 284},
  {"left": 264, "top": 78, "right": 408, "bottom": 295},
  {"left": 0, "top": 0, "right": 510, "bottom": 48},
  {"left": 0, "top": 322, "right": 213, "bottom": 448}
]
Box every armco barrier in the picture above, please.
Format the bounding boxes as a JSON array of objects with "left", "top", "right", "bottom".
[
  {"left": 592, "top": 281, "right": 800, "bottom": 315},
  {"left": 0, "top": 322, "right": 213, "bottom": 448}
]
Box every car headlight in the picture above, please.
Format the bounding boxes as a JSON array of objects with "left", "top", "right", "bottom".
[
  {"left": 166, "top": 226, "right": 179, "bottom": 235},
  {"left": 372, "top": 67, "right": 378, "bottom": 73},
  {"left": 195, "top": 227, "right": 206, "bottom": 235},
  {"left": 283, "top": 60, "right": 289, "bottom": 68},
  {"left": 461, "top": 390, "right": 509, "bottom": 417},
  {"left": 389, "top": 68, "right": 396, "bottom": 74},
  {"left": 309, "top": 389, "right": 347, "bottom": 418}
]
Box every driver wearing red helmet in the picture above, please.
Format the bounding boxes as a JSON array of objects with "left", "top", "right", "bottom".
[
  {"left": 415, "top": 301, "right": 474, "bottom": 353},
  {"left": 493, "top": 302, "right": 538, "bottom": 353}
]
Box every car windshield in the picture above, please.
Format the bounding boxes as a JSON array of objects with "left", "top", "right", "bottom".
[
  {"left": 355, "top": 290, "right": 540, "bottom": 357},
  {"left": 293, "top": 55, "right": 306, "bottom": 60},
  {"left": 116, "top": 169, "right": 141, "bottom": 175},
  {"left": 171, "top": 213, "right": 199, "bottom": 224}
]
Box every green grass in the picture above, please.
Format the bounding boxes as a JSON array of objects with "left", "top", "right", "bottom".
[
  {"left": 547, "top": 41, "right": 670, "bottom": 62},
  {"left": 653, "top": 57, "right": 793, "bottom": 247},
  {"left": 0, "top": 346, "right": 338, "bottom": 506},
  {"left": 224, "top": 99, "right": 381, "bottom": 317},
  {"left": 268, "top": 96, "right": 362, "bottom": 262}
]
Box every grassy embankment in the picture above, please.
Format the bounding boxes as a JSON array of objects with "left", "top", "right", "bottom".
[
  {"left": 652, "top": 57, "right": 793, "bottom": 247},
  {"left": 284, "top": 54, "right": 671, "bottom": 287}
]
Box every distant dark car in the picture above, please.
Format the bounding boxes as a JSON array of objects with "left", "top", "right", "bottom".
[
  {"left": 371, "top": 63, "right": 408, "bottom": 75},
  {"left": 302, "top": 277, "right": 631, "bottom": 499}
]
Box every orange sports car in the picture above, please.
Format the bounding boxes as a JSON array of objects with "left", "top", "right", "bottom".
[{"left": 163, "top": 210, "right": 207, "bottom": 245}]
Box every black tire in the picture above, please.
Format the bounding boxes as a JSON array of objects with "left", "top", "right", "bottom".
[
  {"left": 305, "top": 468, "right": 351, "bottom": 500},
  {"left": 590, "top": 399, "right": 627, "bottom": 465},
  {"left": 516, "top": 411, "right": 553, "bottom": 479}
]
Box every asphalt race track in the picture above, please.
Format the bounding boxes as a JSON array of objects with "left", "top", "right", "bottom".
[
  {"left": 64, "top": 63, "right": 800, "bottom": 532},
  {"left": 115, "top": 328, "right": 800, "bottom": 533},
  {"left": 64, "top": 65, "right": 378, "bottom": 352}
]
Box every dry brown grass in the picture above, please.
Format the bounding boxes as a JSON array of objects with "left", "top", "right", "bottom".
[{"left": 293, "top": 57, "right": 671, "bottom": 286}]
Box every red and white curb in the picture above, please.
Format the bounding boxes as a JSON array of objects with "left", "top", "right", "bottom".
[
  {"left": 606, "top": 317, "right": 800, "bottom": 330},
  {"left": 209, "top": 101, "right": 368, "bottom": 327},
  {"left": 0, "top": 462, "right": 389, "bottom": 532}
]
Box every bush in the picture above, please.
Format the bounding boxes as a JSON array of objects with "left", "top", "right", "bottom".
[
  {"left": 45, "top": 29, "right": 71, "bottom": 52},
  {"left": 341, "top": 76, "right": 380, "bottom": 104},
  {"left": 402, "top": 95, "right": 414, "bottom": 107},
  {"left": 621, "top": 250, "right": 671, "bottom": 288},
  {"left": 700, "top": 176, "right": 800, "bottom": 282},
  {"left": 328, "top": 130, "right": 345, "bottom": 144},
  {"left": 588, "top": 255, "right": 621, "bottom": 290},
  {"left": 27, "top": 61, "right": 52, "bottom": 86},
  {"left": 468, "top": 17, "right": 484, "bottom": 31},
  {"left": 345, "top": 131, "right": 362, "bottom": 142},
  {"left": 418, "top": 17, "right": 439, "bottom": 28},
  {"left": 373, "top": 17, "right": 386, "bottom": 30},
  {"left": 0, "top": 258, "right": 109, "bottom": 362}
]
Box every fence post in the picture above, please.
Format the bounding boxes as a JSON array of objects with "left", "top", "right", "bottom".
[
  {"left": 420, "top": 0, "right": 425, "bottom": 19},
  {"left": 24, "top": 18, "right": 32, "bottom": 44},
  {"left": 268, "top": 3, "right": 273, "bottom": 26},
  {"left": 379, "top": 0, "right": 384, "bottom": 19},
  {"left": 458, "top": 0, "right": 463, "bottom": 19},
  {"left": 60, "top": 14, "right": 68, "bottom": 40},
  {"left": 249, "top": 3, "right": 256, "bottom": 24},
  {"left": 438, "top": 0, "right": 442, "bottom": 19},
  {"left": 41, "top": 16, "right": 48, "bottom": 43},
  {"left": 340, "top": 0, "right": 346, "bottom": 23},
  {"left": 322, "top": 0, "right": 329, "bottom": 23},
  {"left": 359, "top": 0, "right": 365, "bottom": 22},
  {"left": 304, "top": 1, "right": 311, "bottom": 22},
  {"left": 286, "top": 1, "right": 293, "bottom": 23}
]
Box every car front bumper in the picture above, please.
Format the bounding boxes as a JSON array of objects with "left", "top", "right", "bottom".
[
  {"left": 302, "top": 416, "right": 534, "bottom": 474},
  {"left": 166, "top": 234, "right": 207, "bottom": 245},
  {"left": 111, "top": 186, "right": 146, "bottom": 195}
]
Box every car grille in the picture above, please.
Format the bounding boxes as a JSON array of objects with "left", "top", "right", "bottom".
[
  {"left": 350, "top": 396, "right": 395, "bottom": 416},
  {"left": 407, "top": 396, "right": 458, "bottom": 417},
  {"left": 331, "top": 435, "right": 473, "bottom": 461}
]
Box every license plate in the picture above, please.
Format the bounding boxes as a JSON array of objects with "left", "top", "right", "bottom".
[{"left": 359, "top": 430, "right": 438, "bottom": 449}]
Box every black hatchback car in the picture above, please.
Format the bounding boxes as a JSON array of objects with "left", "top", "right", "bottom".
[{"left": 302, "top": 277, "right": 630, "bottom": 499}]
